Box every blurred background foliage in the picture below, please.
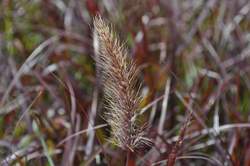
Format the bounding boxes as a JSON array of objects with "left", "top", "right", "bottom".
[{"left": 0, "top": 0, "right": 250, "bottom": 165}]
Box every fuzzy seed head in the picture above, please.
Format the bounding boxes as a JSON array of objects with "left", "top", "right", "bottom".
[{"left": 93, "top": 16, "right": 150, "bottom": 151}]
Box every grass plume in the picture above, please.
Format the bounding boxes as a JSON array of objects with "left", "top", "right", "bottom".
[{"left": 93, "top": 16, "right": 148, "bottom": 151}]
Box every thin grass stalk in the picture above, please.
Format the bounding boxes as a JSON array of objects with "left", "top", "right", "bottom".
[{"left": 126, "top": 150, "right": 136, "bottom": 166}]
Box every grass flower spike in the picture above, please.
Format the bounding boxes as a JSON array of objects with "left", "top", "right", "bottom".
[{"left": 93, "top": 16, "right": 148, "bottom": 151}]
